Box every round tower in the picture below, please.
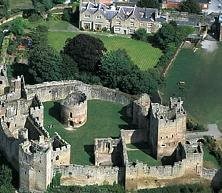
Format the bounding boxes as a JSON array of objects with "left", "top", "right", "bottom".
[{"left": 60, "top": 92, "right": 87, "bottom": 129}]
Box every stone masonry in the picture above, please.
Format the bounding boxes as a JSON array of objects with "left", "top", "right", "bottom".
[{"left": 0, "top": 62, "right": 218, "bottom": 192}]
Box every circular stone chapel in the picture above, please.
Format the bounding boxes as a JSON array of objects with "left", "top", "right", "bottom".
[{"left": 60, "top": 91, "right": 87, "bottom": 129}]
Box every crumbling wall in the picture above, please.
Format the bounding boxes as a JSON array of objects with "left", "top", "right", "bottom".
[
  {"left": 25, "top": 115, "right": 49, "bottom": 141},
  {"left": 132, "top": 94, "right": 150, "bottom": 130},
  {"left": 125, "top": 161, "right": 185, "bottom": 190},
  {"left": 120, "top": 129, "right": 147, "bottom": 144},
  {"left": 25, "top": 80, "right": 135, "bottom": 105},
  {"left": 55, "top": 165, "right": 122, "bottom": 186},
  {"left": 0, "top": 122, "right": 20, "bottom": 170},
  {"left": 52, "top": 133, "right": 71, "bottom": 166},
  {"left": 29, "top": 106, "right": 44, "bottom": 126}
]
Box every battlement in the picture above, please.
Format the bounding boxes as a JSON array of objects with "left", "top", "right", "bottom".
[
  {"left": 151, "top": 101, "right": 186, "bottom": 122},
  {"left": 52, "top": 132, "right": 71, "bottom": 151},
  {"left": 54, "top": 164, "right": 120, "bottom": 186},
  {"left": 27, "top": 115, "right": 50, "bottom": 139}
]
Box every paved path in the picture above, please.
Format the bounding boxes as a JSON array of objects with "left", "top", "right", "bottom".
[{"left": 187, "top": 124, "right": 222, "bottom": 140}]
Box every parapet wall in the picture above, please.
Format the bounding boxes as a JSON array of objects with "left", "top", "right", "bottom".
[
  {"left": 55, "top": 165, "right": 122, "bottom": 186},
  {"left": 25, "top": 80, "right": 135, "bottom": 105},
  {"left": 125, "top": 161, "right": 185, "bottom": 190}
]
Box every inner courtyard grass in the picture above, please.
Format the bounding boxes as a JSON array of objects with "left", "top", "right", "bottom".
[
  {"left": 163, "top": 44, "right": 222, "bottom": 130},
  {"left": 127, "top": 143, "right": 161, "bottom": 166},
  {"left": 44, "top": 100, "right": 127, "bottom": 165},
  {"left": 47, "top": 31, "right": 162, "bottom": 70}
]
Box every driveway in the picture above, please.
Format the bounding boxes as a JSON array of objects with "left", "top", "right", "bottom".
[{"left": 187, "top": 124, "right": 222, "bottom": 139}]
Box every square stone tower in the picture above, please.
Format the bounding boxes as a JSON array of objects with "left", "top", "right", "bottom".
[
  {"left": 19, "top": 136, "right": 53, "bottom": 193},
  {"left": 149, "top": 97, "right": 186, "bottom": 159}
]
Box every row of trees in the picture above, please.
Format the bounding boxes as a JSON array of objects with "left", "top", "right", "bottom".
[
  {"left": 12, "top": 28, "right": 159, "bottom": 95},
  {"left": 31, "top": 0, "right": 66, "bottom": 13},
  {"left": 133, "top": 22, "right": 193, "bottom": 74},
  {"left": 136, "top": 0, "right": 201, "bottom": 14},
  {"left": 0, "top": 0, "right": 9, "bottom": 19}
]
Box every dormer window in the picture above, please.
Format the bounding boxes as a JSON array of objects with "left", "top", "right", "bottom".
[
  {"left": 84, "top": 14, "right": 90, "bottom": 18},
  {"left": 96, "top": 15, "right": 101, "bottom": 19}
]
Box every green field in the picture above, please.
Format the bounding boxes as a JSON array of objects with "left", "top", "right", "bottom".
[
  {"left": 163, "top": 45, "right": 222, "bottom": 130},
  {"left": 9, "top": 0, "right": 33, "bottom": 10},
  {"left": 47, "top": 31, "right": 162, "bottom": 70},
  {"left": 44, "top": 100, "right": 127, "bottom": 165},
  {"left": 127, "top": 143, "right": 161, "bottom": 166}
]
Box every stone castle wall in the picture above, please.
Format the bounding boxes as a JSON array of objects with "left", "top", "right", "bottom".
[
  {"left": 52, "top": 133, "right": 71, "bottom": 166},
  {"left": 54, "top": 165, "right": 123, "bottom": 186},
  {"left": 120, "top": 129, "right": 148, "bottom": 145},
  {"left": 25, "top": 80, "right": 135, "bottom": 105},
  {"left": 0, "top": 121, "right": 20, "bottom": 170},
  {"left": 125, "top": 161, "right": 185, "bottom": 190}
]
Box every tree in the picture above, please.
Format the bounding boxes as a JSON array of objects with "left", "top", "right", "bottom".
[
  {"left": 132, "top": 28, "right": 148, "bottom": 41},
  {"left": 63, "top": 34, "right": 107, "bottom": 72},
  {"left": 60, "top": 53, "right": 79, "bottom": 80},
  {"left": 10, "top": 18, "right": 26, "bottom": 36},
  {"left": 100, "top": 49, "right": 158, "bottom": 95},
  {"left": 0, "top": 0, "right": 9, "bottom": 19},
  {"left": 137, "top": 0, "right": 160, "bottom": 8},
  {"left": 30, "top": 25, "right": 49, "bottom": 46},
  {"left": 32, "top": 0, "right": 53, "bottom": 13},
  {"left": 62, "top": 8, "right": 73, "bottom": 23},
  {"left": 179, "top": 0, "right": 201, "bottom": 14},
  {"left": 28, "top": 44, "right": 63, "bottom": 83},
  {"left": 53, "top": 0, "right": 65, "bottom": 4}
]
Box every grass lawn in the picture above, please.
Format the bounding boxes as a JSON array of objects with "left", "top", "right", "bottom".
[
  {"left": 25, "top": 19, "right": 75, "bottom": 31},
  {"left": 163, "top": 45, "right": 222, "bottom": 130},
  {"left": 47, "top": 31, "right": 162, "bottom": 70},
  {"left": 203, "top": 146, "right": 220, "bottom": 169},
  {"left": 44, "top": 100, "right": 127, "bottom": 165},
  {"left": 127, "top": 143, "right": 161, "bottom": 166},
  {"left": 9, "top": 0, "right": 33, "bottom": 10}
]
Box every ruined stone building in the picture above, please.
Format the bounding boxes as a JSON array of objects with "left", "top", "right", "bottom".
[{"left": 0, "top": 62, "right": 218, "bottom": 192}]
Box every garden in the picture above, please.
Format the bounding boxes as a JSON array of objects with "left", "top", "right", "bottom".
[{"left": 47, "top": 30, "right": 162, "bottom": 70}]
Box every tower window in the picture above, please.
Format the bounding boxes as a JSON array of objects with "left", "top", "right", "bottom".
[{"left": 70, "top": 112, "right": 72, "bottom": 118}]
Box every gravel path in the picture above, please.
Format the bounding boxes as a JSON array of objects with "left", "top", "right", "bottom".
[{"left": 187, "top": 124, "right": 222, "bottom": 139}]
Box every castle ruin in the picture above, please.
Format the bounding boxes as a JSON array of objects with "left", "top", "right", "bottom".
[{"left": 0, "top": 61, "right": 219, "bottom": 192}]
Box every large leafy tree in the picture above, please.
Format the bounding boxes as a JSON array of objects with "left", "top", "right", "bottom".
[
  {"left": 179, "top": 0, "right": 201, "bottom": 14},
  {"left": 100, "top": 49, "right": 158, "bottom": 95},
  {"left": 28, "top": 44, "right": 63, "bottom": 83},
  {"left": 137, "top": 0, "right": 160, "bottom": 9},
  {"left": 10, "top": 18, "right": 26, "bottom": 36},
  {"left": 63, "top": 34, "right": 107, "bottom": 73}
]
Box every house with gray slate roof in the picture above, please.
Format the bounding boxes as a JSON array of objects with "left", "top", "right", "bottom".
[{"left": 79, "top": 1, "right": 163, "bottom": 34}]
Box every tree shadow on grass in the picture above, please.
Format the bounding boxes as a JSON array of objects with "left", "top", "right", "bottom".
[
  {"left": 49, "top": 102, "right": 61, "bottom": 122},
  {"left": 84, "top": 144, "right": 95, "bottom": 164}
]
